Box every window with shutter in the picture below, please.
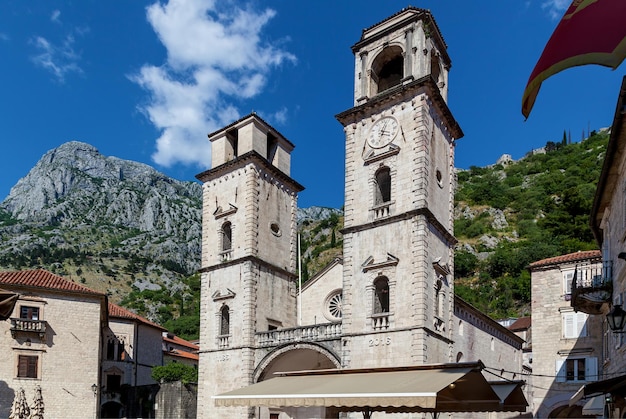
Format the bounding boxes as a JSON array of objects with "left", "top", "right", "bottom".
[
  {"left": 562, "top": 312, "right": 588, "bottom": 338},
  {"left": 17, "top": 355, "right": 38, "bottom": 378},
  {"left": 555, "top": 357, "right": 597, "bottom": 382}
]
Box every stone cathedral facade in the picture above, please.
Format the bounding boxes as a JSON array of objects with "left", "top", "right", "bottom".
[{"left": 196, "top": 7, "right": 525, "bottom": 419}]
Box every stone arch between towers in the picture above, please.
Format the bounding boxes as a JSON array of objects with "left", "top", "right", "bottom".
[{"left": 253, "top": 342, "right": 341, "bottom": 383}]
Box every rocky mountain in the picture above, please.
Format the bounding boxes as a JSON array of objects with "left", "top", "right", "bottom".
[
  {"left": 0, "top": 141, "right": 341, "bottom": 314},
  {"left": 0, "top": 141, "right": 203, "bottom": 302}
]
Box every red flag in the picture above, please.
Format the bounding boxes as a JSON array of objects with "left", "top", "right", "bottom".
[{"left": 522, "top": 0, "right": 626, "bottom": 119}]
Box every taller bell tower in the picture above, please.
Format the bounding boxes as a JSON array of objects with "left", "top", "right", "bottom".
[{"left": 336, "top": 7, "right": 463, "bottom": 369}]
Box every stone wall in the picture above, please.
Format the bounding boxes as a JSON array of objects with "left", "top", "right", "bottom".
[{"left": 156, "top": 381, "right": 197, "bottom": 419}]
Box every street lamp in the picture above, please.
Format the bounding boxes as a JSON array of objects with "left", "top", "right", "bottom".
[
  {"left": 91, "top": 383, "right": 98, "bottom": 396},
  {"left": 607, "top": 304, "right": 626, "bottom": 332}
]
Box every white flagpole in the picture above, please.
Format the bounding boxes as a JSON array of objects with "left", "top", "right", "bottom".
[{"left": 298, "top": 233, "right": 302, "bottom": 326}]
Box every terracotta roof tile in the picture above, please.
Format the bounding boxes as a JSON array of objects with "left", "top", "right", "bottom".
[
  {"left": 529, "top": 250, "right": 601, "bottom": 269},
  {"left": 163, "top": 333, "right": 199, "bottom": 351},
  {"left": 164, "top": 348, "right": 199, "bottom": 361},
  {"left": 508, "top": 317, "right": 531, "bottom": 331},
  {"left": 0, "top": 269, "right": 105, "bottom": 296},
  {"left": 108, "top": 302, "right": 166, "bottom": 331}
]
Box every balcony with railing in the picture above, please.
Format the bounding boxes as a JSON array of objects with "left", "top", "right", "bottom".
[
  {"left": 256, "top": 322, "right": 342, "bottom": 347},
  {"left": 10, "top": 318, "right": 47, "bottom": 339},
  {"left": 571, "top": 261, "right": 612, "bottom": 315}
]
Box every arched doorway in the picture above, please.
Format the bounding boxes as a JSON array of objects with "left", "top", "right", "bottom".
[
  {"left": 100, "top": 401, "right": 124, "bottom": 418},
  {"left": 253, "top": 344, "right": 341, "bottom": 419}
]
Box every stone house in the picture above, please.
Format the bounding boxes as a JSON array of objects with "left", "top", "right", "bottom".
[
  {"left": 100, "top": 302, "right": 165, "bottom": 418},
  {"left": 196, "top": 7, "right": 528, "bottom": 419},
  {"left": 0, "top": 269, "right": 106, "bottom": 419},
  {"left": 529, "top": 250, "right": 604, "bottom": 417},
  {"left": 163, "top": 331, "right": 199, "bottom": 367},
  {"left": 0, "top": 269, "right": 167, "bottom": 418},
  {"left": 573, "top": 75, "right": 626, "bottom": 417}
]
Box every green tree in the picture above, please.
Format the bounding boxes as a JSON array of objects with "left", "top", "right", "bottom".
[{"left": 152, "top": 362, "right": 198, "bottom": 384}]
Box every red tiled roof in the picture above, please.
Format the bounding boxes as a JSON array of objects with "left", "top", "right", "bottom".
[
  {"left": 164, "top": 348, "right": 199, "bottom": 362},
  {"left": 163, "top": 333, "right": 199, "bottom": 351},
  {"left": 508, "top": 316, "right": 531, "bottom": 331},
  {"left": 0, "top": 269, "right": 104, "bottom": 296},
  {"left": 108, "top": 302, "right": 166, "bottom": 331},
  {"left": 528, "top": 250, "right": 601, "bottom": 269}
]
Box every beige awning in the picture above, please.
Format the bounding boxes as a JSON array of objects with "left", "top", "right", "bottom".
[
  {"left": 570, "top": 374, "right": 626, "bottom": 406},
  {"left": 213, "top": 362, "right": 528, "bottom": 413},
  {"left": 0, "top": 288, "right": 19, "bottom": 321},
  {"left": 582, "top": 395, "right": 605, "bottom": 416}
]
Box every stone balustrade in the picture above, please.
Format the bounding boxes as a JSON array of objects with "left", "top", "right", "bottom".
[{"left": 256, "top": 322, "right": 342, "bottom": 347}]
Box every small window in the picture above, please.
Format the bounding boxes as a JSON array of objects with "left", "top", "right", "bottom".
[
  {"left": 562, "top": 311, "right": 588, "bottom": 338},
  {"left": 117, "top": 341, "right": 125, "bottom": 361},
  {"left": 17, "top": 355, "right": 38, "bottom": 378},
  {"left": 107, "top": 339, "right": 116, "bottom": 360},
  {"left": 222, "top": 222, "right": 232, "bottom": 251},
  {"left": 556, "top": 357, "right": 597, "bottom": 382},
  {"left": 270, "top": 223, "right": 281, "bottom": 237},
  {"left": 20, "top": 306, "right": 39, "bottom": 320},
  {"left": 106, "top": 374, "right": 122, "bottom": 392},
  {"left": 220, "top": 305, "right": 230, "bottom": 336},
  {"left": 373, "top": 277, "right": 390, "bottom": 314},
  {"left": 324, "top": 289, "right": 343, "bottom": 322},
  {"left": 374, "top": 167, "right": 391, "bottom": 205}
]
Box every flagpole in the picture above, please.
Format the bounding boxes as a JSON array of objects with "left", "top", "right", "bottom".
[{"left": 298, "top": 233, "right": 302, "bottom": 326}]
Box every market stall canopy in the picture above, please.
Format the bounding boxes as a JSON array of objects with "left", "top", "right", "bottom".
[
  {"left": 570, "top": 374, "right": 626, "bottom": 405},
  {"left": 213, "top": 361, "right": 528, "bottom": 414},
  {"left": 582, "top": 395, "right": 605, "bottom": 416},
  {"left": 0, "top": 288, "right": 19, "bottom": 320}
]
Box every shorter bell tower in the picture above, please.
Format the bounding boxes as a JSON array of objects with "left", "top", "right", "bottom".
[{"left": 195, "top": 113, "right": 304, "bottom": 418}]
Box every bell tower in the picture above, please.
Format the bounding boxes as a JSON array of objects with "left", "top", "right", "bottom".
[
  {"left": 336, "top": 7, "right": 464, "bottom": 369},
  {"left": 195, "top": 113, "right": 304, "bottom": 418}
]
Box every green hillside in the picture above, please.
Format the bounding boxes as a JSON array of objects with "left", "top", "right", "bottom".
[{"left": 453, "top": 130, "right": 608, "bottom": 318}]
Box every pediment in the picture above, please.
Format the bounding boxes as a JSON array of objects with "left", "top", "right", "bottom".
[
  {"left": 212, "top": 288, "right": 236, "bottom": 301},
  {"left": 214, "top": 204, "right": 238, "bottom": 219},
  {"left": 363, "top": 144, "right": 400, "bottom": 165},
  {"left": 362, "top": 253, "right": 399, "bottom": 272}
]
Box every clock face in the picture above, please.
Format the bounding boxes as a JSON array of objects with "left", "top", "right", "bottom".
[{"left": 367, "top": 116, "right": 399, "bottom": 149}]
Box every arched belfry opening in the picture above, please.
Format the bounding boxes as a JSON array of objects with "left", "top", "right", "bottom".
[{"left": 370, "top": 46, "right": 404, "bottom": 95}]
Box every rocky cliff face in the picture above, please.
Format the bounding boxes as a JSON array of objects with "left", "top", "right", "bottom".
[
  {"left": 0, "top": 141, "right": 338, "bottom": 310},
  {"left": 0, "top": 141, "right": 203, "bottom": 301}
]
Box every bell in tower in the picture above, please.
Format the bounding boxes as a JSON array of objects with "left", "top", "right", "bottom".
[{"left": 353, "top": 7, "right": 451, "bottom": 105}]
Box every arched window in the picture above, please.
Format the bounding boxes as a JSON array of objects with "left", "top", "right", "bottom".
[
  {"left": 373, "top": 277, "right": 390, "bottom": 314},
  {"left": 220, "top": 305, "right": 230, "bottom": 336},
  {"left": 456, "top": 352, "right": 464, "bottom": 362},
  {"left": 370, "top": 46, "right": 404, "bottom": 95},
  {"left": 374, "top": 167, "right": 391, "bottom": 205},
  {"left": 431, "top": 51, "right": 442, "bottom": 85},
  {"left": 222, "top": 222, "right": 232, "bottom": 251}
]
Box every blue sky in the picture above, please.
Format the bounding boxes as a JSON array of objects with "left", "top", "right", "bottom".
[{"left": 0, "top": 1, "right": 624, "bottom": 209}]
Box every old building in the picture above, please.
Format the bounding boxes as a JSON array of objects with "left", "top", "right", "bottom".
[
  {"left": 0, "top": 269, "right": 106, "bottom": 419},
  {"left": 572, "top": 76, "right": 626, "bottom": 417},
  {"left": 196, "top": 7, "right": 527, "bottom": 419},
  {"left": 0, "top": 269, "right": 168, "bottom": 419},
  {"left": 100, "top": 302, "right": 165, "bottom": 418},
  {"left": 529, "top": 250, "right": 605, "bottom": 417},
  {"left": 163, "top": 331, "right": 199, "bottom": 367}
]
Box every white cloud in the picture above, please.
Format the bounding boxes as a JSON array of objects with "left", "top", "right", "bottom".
[
  {"left": 30, "top": 34, "right": 83, "bottom": 82},
  {"left": 132, "top": 0, "right": 296, "bottom": 169},
  {"left": 542, "top": 0, "right": 571, "bottom": 20},
  {"left": 51, "top": 10, "right": 61, "bottom": 23}
]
